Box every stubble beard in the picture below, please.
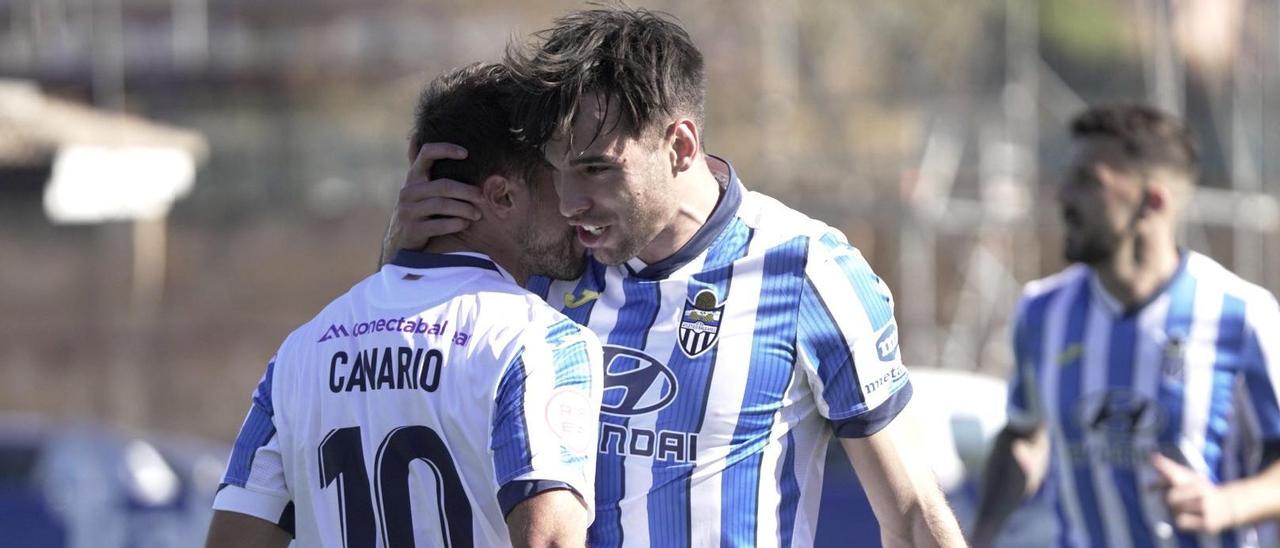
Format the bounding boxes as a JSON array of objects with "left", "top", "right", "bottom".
[{"left": 520, "top": 226, "right": 587, "bottom": 281}]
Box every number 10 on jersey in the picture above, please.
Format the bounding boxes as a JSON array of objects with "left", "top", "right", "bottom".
[{"left": 318, "top": 425, "right": 474, "bottom": 547}]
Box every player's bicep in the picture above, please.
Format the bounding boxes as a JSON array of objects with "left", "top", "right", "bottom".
[
  {"left": 504, "top": 488, "right": 589, "bottom": 548},
  {"left": 798, "top": 244, "right": 910, "bottom": 438},
  {"left": 213, "top": 359, "right": 292, "bottom": 527},
  {"left": 1242, "top": 295, "right": 1280, "bottom": 464},
  {"left": 491, "top": 318, "right": 603, "bottom": 516},
  {"left": 205, "top": 509, "right": 292, "bottom": 548}
]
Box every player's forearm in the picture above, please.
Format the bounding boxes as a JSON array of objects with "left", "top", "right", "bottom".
[
  {"left": 970, "top": 427, "right": 1047, "bottom": 547},
  {"left": 841, "top": 404, "right": 966, "bottom": 548},
  {"left": 890, "top": 491, "right": 968, "bottom": 548},
  {"left": 1217, "top": 459, "right": 1280, "bottom": 527}
]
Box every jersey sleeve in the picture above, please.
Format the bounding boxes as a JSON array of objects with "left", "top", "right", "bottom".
[
  {"left": 1240, "top": 292, "right": 1280, "bottom": 467},
  {"left": 797, "top": 235, "right": 911, "bottom": 438},
  {"left": 1005, "top": 294, "right": 1046, "bottom": 434},
  {"left": 490, "top": 317, "right": 603, "bottom": 518},
  {"left": 212, "top": 358, "right": 294, "bottom": 530}
]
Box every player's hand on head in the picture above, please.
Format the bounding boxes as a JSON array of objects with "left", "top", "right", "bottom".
[
  {"left": 1149, "top": 452, "right": 1234, "bottom": 534},
  {"left": 397, "top": 142, "right": 484, "bottom": 250}
]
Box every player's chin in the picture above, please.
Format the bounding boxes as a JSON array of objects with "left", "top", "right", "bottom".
[{"left": 538, "top": 247, "right": 588, "bottom": 280}]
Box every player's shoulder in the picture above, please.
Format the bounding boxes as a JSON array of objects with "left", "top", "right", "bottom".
[
  {"left": 1185, "top": 251, "right": 1280, "bottom": 320},
  {"left": 277, "top": 274, "right": 372, "bottom": 356},
  {"left": 1021, "top": 263, "right": 1090, "bottom": 302},
  {"left": 1185, "top": 251, "right": 1272, "bottom": 300},
  {"left": 737, "top": 190, "right": 871, "bottom": 266}
]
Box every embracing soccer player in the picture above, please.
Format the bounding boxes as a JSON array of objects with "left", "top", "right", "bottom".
[
  {"left": 205, "top": 64, "right": 603, "bottom": 548},
  {"left": 391, "top": 7, "right": 965, "bottom": 547}
]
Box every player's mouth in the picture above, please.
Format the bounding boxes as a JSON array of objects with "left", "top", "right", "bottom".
[{"left": 576, "top": 224, "right": 609, "bottom": 246}]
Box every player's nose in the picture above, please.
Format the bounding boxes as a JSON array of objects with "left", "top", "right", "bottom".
[{"left": 558, "top": 184, "right": 591, "bottom": 219}]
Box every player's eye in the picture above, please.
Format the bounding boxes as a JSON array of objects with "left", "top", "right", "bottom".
[{"left": 584, "top": 164, "right": 611, "bottom": 175}]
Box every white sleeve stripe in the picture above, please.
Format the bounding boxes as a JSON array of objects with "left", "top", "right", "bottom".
[{"left": 212, "top": 484, "right": 291, "bottom": 524}]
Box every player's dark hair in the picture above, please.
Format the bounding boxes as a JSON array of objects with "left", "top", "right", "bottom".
[
  {"left": 504, "top": 4, "right": 706, "bottom": 149},
  {"left": 1070, "top": 104, "right": 1199, "bottom": 180},
  {"left": 409, "top": 63, "right": 542, "bottom": 185}
]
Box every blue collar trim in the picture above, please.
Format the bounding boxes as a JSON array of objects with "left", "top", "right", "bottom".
[
  {"left": 390, "top": 250, "right": 499, "bottom": 272},
  {"left": 628, "top": 157, "right": 743, "bottom": 279}
]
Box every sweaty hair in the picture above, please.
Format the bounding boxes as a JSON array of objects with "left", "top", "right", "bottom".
[
  {"left": 504, "top": 4, "right": 706, "bottom": 148},
  {"left": 1070, "top": 104, "right": 1199, "bottom": 180},
  {"left": 409, "top": 63, "right": 542, "bottom": 185}
]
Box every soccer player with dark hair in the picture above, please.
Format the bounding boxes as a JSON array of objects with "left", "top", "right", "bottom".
[
  {"left": 972, "top": 104, "right": 1280, "bottom": 547},
  {"left": 392, "top": 6, "right": 966, "bottom": 547},
  {"left": 206, "top": 63, "right": 603, "bottom": 548}
]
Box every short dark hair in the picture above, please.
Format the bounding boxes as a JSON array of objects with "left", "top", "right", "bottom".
[
  {"left": 504, "top": 4, "right": 706, "bottom": 148},
  {"left": 409, "top": 63, "right": 542, "bottom": 185},
  {"left": 1070, "top": 104, "right": 1199, "bottom": 180}
]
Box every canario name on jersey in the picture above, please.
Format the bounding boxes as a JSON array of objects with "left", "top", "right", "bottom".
[
  {"left": 1008, "top": 251, "right": 1280, "bottom": 548},
  {"left": 213, "top": 251, "right": 603, "bottom": 548},
  {"left": 528, "top": 159, "right": 912, "bottom": 548}
]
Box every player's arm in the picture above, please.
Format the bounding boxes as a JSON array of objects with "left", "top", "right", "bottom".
[
  {"left": 1151, "top": 293, "right": 1280, "bottom": 532},
  {"left": 205, "top": 510, "right": 291, "bottom": 548},
  {"left": 969, "top": 424, "right": 1049, "bottom": 547},
  {"left": 970, "top": 299, "right": 1049, "bottom": 547},
  {"left": 378, "top": 142, "right": 482, "bottom": 267},
  {"left": 208, "top": 359, "right": 295, "bottom": 545},
  {"left": 840, "top": 401, "right": 968, "bottom": 548},
  {"left": 798, "top": 238, "right": 964, "bottom": 547},
  {"left": 505, "top": 488, "right": 591, "bottom": 548},
  {"left": 492, "top": 319, "right": 604, "bottom": 547}
]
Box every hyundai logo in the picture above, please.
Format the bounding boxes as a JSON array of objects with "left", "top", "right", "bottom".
[{"left": 600, "top": 345, "right": 678, "bottom": 416}]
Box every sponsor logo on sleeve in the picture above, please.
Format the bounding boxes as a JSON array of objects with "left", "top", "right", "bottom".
[{"left": 875, "top": 323, "right": 899, "bottom": 362}]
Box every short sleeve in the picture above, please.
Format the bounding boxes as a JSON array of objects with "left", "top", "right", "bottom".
[
  {"left": 212, "top": 358, "right": 293, "bottom": 527},
  {"left": 490, "top": 317, "right": 603, "bottom": 518},
  {"left": 1240, "top": 293, "right": 1280, "bottom": 466},
  {"left": 797, "top": 235, "right": 911, "bottom": 439},
  {"left": 1004, "top": 294, "right": 1047, "bottom": 434}
]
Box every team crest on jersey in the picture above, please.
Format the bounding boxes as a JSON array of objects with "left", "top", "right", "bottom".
[{"left": 679, "top": 289, "right": 724, "bottom": 358}]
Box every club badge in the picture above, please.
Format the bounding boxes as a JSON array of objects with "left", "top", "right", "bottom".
[{"left": 679, "top": 289, "right": 724, "bottom": 358}]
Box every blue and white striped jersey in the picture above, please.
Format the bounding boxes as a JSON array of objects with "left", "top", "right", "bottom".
[
  {"left": 527, "top": 159, "right": 912, "bottom": 547},
  {"left": 1008, "top": 251, "right": 1280, "bottom": 548},
  {"left": 213, "top": 251, "right": 603, "bottom": 547}
]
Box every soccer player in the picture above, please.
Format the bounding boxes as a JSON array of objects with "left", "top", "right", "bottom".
[
  {"left": 971, "top": 105, "right": 1280, "bottom": 547},
  {"left": 205, "top": 64, "right": 604, "bottom": 548},
  {"left": 391, "top": 7, "right": 966, "bottom": 547}
]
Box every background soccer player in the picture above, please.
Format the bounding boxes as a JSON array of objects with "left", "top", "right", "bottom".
[
  {"left": 391, "top": 6, "right": 966, "bottom": 547},
  {"left": 971, "top": 105, "right": 1280, "bottom": 547},
  {"left": 205, "top": 63, "right": 603, "bottom": 547}
]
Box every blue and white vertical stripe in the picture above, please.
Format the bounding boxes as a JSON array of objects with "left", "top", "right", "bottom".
[
  {"left": 1008, "top": 251, "right": 1280, "bottom": 548},
  {"left": 540, "top": 184, "right": 912, "bottom": 547}
]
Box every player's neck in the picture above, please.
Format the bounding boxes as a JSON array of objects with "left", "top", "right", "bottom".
[
  {"left": 424, "top": 234, "right": 529, "bottom": 287},
  {"left": 636, "top": 156, "right": 723, "bottom": 265},
  {"left": 1094, "top": 229, "right": 1181, "bottom": 309}
]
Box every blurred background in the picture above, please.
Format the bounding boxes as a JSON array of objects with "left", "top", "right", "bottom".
[{"left": 1, "top": 0, "right": 1277, "bottom": 545}]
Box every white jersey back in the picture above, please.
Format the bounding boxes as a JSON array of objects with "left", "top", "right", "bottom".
[{"left": 213, "top": 251, "right": 603, "bottom": 548}]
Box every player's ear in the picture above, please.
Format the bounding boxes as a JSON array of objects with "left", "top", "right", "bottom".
[
  {"left": 1141, "top": 183, "right": 1170, "bottom": 217},
  {"left": 480, "top": 174, "right": 517, "bottom": 219},
  {"left": 667, "top": 118, "right": 699, "bottom": 175}
]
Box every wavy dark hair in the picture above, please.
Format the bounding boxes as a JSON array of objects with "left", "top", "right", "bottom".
[
  {"left": 409, "top": 62, "right": 542, "bottom": 185},
  {"left": 504, "top": 4, "right": 706, "bottom": 149},
  {"left": 1070, "top": 104, "right": 1199, "bottom": 180}
]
